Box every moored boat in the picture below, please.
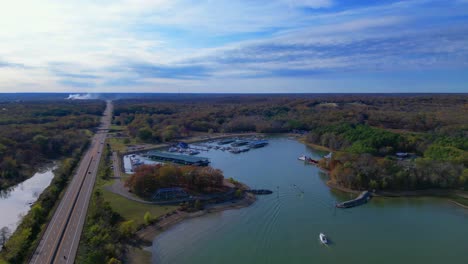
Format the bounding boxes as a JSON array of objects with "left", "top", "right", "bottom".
[
  {"left": 229, "top": 148, "right": 241, "bottom": 154},
  {"left": 298, "top": 155, "right": 319, "bottom": 164},
  {"left": 319, "top": 233, "right": 328, "bottom": 244}
]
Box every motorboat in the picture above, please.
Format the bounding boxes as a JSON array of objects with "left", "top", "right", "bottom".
[
  {"left": 229, "top": 148, "right": 241, "bottom": 154},
  {"left": 188, "top": 150, "right": 200, "bottom": 155},
  {"left": 298, "top": 155, "right": 319, "bottom": 164},
  {"left": 319, "top": 233, "right": 328, "bottom": 244},
  {"left": 168, "top": 147, "right": 178, "bottom": 152}
]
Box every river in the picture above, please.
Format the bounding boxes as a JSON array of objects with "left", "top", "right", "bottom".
[
  {"left": 0, "top": 165, "right": 55, "bottom": 241},
  {"left": 152, "top": 137, "right": 468, "bottom": 264}
]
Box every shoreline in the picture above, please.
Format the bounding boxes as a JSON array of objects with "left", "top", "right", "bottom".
[
  {"left": 119, "top": 135, "right": 466, "bottom": 263},
  {"left": 295, "top": 137, "right": 468, "bottom": 210},
  {"left": 326, "top": 180, "right": 468, "bottom": 209},
  {"left": 126, "top": 192, "right": 257, "bottom": 263},
  {"left": 297, "top": 137, "right": 333, "bottom": 152},
  {"left": 113, "top": 133, "right": 261, "bottom": 263}
]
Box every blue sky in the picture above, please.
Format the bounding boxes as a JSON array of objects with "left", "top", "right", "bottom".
[{"left": 0, "top": 0, "right": 467, "bottom": 93}]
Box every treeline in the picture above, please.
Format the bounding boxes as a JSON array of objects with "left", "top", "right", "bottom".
[
  {"left": 0, "top": 100, "right": 105, "bottom": 190},
  {"left": 126, "top": 164, "right": 224, "bottom": 199},
  {"left": 323, "top": 152, "right": 467, "bottom": 191},
  {"left": 114, "top": 94, "right": 467, "bottom": 191},
  {"left": 113, "top": 95, "right": 467, "bottom": 143},
  {"left": 307, "top": 123, "right": 466, "bottom": 160},
  {"left": 0, "top": 145, "right": 87, "bottom": 263},
  {"left": 307, "top": 123, "right": 467, "bottom": 190}
]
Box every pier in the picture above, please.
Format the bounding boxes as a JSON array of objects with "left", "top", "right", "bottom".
[
  {"left": 336, "top": 191, "right": 371, "bottom": 208},
  {"left": 245, "top": 189, "right": 273, "bottom": 195}
]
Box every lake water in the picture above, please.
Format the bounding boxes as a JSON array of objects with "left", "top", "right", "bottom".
[
  {"left": 0, "top": 165, "right": 55, "bottom": 239},
  {"left": 152, "top": 137, "right": 468, "bottom": 264}
]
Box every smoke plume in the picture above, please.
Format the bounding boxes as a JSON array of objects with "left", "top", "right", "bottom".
[{"left": 66, "top": 94, "right": 95, "bottom": 100}]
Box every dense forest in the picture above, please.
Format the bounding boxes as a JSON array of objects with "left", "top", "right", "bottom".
[
  {"left": 0, "top": 100, "right": 105, "bottom": 190},
  {"left": 114, "top": 94, "right": 467, "bottom": 191}
]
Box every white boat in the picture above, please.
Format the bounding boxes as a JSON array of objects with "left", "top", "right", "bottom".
[
  {"left": 319, "top": 233, "right": 328, "bottom": 244},
  {"left": 168, "top": 147, "right": 178, "bottom": 152},
  {"left": 298, "top": 155, "right": 308, "bottom": 161}
]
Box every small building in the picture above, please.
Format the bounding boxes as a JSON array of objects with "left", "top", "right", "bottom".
[
  {"left": 152, "top": 187, "right": 189, "bottom": 201},
  {"left": 396, "top": 152, "right": 409, "bottom": 160}
]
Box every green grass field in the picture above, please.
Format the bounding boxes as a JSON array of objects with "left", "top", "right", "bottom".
[
  {"left": 126, "top": 247, "right": 152, "bottom": 264},
  {"left": 107, "top": 137, "right": 137, "bottom": 152},
  {"left": 449, "top": 194, "right": 468, "bottom": 207},
  {"left": 110, "top": 125, "right": 125, "bottom": 131},
  {"left": 102, "top": 189, "right": 178, "bottom": 226}
]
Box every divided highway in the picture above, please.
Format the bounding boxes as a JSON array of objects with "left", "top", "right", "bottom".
[{"left": 30, "top": 100, "right": 112, "bottom": 264}]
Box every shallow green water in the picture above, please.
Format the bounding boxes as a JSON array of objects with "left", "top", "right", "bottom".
[{"left": 152, "top": 137, "right": 468, "bottom": 264}]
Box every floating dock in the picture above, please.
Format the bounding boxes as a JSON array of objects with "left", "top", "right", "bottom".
[
  {"left": 249, "top": 140, "right": 269, "bottom": 148},
  {"left": 146, "top": 151, "right": 210, "bottom": 166},
  {"left": 245, "top": 189, "right": 273, "bottom": 195},
  {"left": 218, "top": 139, "right": 236, "bottom": 145},
  {"left": 231, "top": 140, "right": 249, "bottom": 147},
  {"left": 336, "top": 191, "right": 371, "bottom": 208}
]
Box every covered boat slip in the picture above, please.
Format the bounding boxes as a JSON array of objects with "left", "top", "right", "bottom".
[{"left": 145, "top": 150, "right": 210, "bottom": 166}]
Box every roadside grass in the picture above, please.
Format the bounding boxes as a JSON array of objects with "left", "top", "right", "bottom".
[
  {"left": 110, "top": 125, "right": 125, "bottom": 131},
  {"left": 107, "top": 137, "right": 137, "bottom": 152},
  {"left": 101, "top": 190, "right": 178, "bottom": 227},
  {"left": 82, "top": 129, "right": 93, "bottom": 137},
  {"left": 449, "top": 194, "right": 468, "bottom": 207},
  {"left": 126, "top": 247, "right": 152, "bottom": 264}
]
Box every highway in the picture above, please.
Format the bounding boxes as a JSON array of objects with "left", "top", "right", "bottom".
[{"left": 30, "top": 100, "right": 112, "bottom": 264}]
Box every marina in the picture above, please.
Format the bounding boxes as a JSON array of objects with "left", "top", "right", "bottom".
[
  {"left": 122, "top": 138, "right": 269, "bottom": 173},
  {"left": 152, "top": 137, "right": 468, "bottom": 264}
]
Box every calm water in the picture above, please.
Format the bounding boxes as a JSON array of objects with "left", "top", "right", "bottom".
[
  {"left": 152, "top": 137, "right": 468, "bottom": 264},
  {"left": 0, "top": 166, "right": 55, "bottom": 236}
]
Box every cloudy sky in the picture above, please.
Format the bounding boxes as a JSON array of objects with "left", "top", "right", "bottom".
[{"left": 0, "top": 0, "right": 467, "bottom": 93}]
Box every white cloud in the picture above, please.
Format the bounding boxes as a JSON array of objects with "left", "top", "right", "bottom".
[
  {"left": 282, "top": 0, "right": 334, "bottom": 8},
  {"left": 0, "top": 0, "right": 467, "bottom": 92}
]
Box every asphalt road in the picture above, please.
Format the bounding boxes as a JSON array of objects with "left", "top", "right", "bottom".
[
  {"left": 30, "top": 100, "right": 112, "bottom": 264},
  {"left": 112, "top": 151, "right": 121, "bottom": 179}
]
